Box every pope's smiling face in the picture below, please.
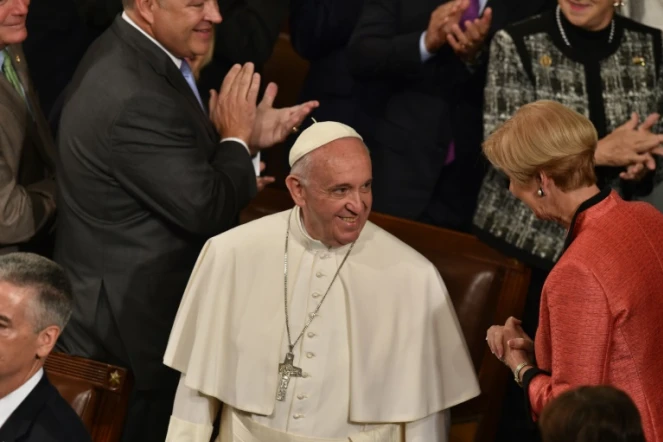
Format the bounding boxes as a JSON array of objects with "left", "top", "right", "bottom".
[{"left": 291, "top": 138, "right": 373, "bottom": 248}]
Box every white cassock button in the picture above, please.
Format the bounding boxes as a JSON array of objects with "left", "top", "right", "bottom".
[
  {"left": 307, "top": 332, "right": 316, "bottom": 338},
  {"left": 306, "top": 352, "right": 315, "bottom": 358},
  {"left": 309, "top": 312, "right": 316, "bottom": 319},
  {"left": 293, "top": 414, "right": 304, "bottom": 419},
  {"left": 315, "top": 271, "right": 324, "bottom": 278},
  {"left": 312, "top": 292, "right": 321, "bottom": 298},
  {"left": 297, "top": 394, "right": 308, "bottom": 400},
  {"left": 302, "top": 372, "right": 310, "bottom": 378},
  {"left": 320, "top": 253, "right": 330, "bottom": 259}
]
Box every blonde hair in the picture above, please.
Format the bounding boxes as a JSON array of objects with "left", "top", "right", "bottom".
[{"left": 483, "top": 100, "right": 598, "bottom": 191}]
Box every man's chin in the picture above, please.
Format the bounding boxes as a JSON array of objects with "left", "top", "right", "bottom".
[{"left": 2, "top": 29, "right": 28, "bottom": 46}]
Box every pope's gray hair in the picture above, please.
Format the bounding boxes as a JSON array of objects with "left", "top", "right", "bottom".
[
  {"left": 0, "top": 253, "right": 73, "bottom": 333},
  {"left": 289, "top": 154, "right": 314, "bottom": 185}
]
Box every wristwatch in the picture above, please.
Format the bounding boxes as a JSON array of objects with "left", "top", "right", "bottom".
[{"left": 514, "top": 362, "right": 533, "bottom": 387}]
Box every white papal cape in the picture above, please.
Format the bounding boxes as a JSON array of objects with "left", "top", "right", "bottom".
[{"left": 163, "top": 208, "right": 480, "bottom": 423}]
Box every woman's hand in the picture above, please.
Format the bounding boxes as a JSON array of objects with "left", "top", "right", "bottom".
[
  {"left": 487, "top": 317, "right": 535, "bottom": 371},
  {"left": 596, "top": 113, "right": 663, "bottom": 170}
]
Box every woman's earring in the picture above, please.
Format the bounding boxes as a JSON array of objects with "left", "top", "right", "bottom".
[{"left": 537, "top": 188, "right": 545, "bottom": 197}]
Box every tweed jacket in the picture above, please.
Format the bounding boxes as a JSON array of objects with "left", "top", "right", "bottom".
[
  {"left": 0, "top": 44, "right": 57, "bottom": 253},
  {"left": 473, "top": 10, "right": 663, "bottom": 269}
]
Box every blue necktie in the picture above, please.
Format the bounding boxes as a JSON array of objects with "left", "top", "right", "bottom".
[{"left": 180, "top": 60, "right": 204, "bottom": 109}]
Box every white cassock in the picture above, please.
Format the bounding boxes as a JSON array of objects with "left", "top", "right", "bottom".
[{"left": 163, "top": 207, "right": 480, "bottom": 442}]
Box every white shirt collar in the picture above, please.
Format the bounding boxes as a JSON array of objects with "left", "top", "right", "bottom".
[
  {"left": 121, "top": 11, "right": 182, "bottom": 69},
  {"left": 0, "top": 368, "right": 44, "bottom": 429}
]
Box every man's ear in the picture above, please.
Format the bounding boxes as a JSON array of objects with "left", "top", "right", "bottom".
[
  {"left": 134, "top": 0, "right": 159, "bottom": 25},
  {"left": 35, "top": 326, "right": 60, "bottom": 360},
  {"left": 285, "top": 175, "right": 306, "bottom": 207}
]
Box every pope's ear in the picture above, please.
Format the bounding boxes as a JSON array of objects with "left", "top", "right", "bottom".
[{"left": 285, "top": 175, "right": 306, "bottom": 207}]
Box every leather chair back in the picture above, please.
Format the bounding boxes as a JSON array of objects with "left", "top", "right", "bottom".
[{"left": 44, "top": 352, "right": 132, "bottom": 442}]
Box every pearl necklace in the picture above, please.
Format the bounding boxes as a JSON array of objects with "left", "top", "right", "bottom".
[{"left": 555, "top": 5, "right": 615, "bottom": 47}]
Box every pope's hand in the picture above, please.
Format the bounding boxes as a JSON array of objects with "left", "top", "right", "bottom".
[{"left": 250, "top": 83, "right": 319, "bottom": 151}]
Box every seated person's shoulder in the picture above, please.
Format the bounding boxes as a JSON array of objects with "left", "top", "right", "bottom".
[{"left": 26, "top": 378, "right": 92, "bottom": 442}]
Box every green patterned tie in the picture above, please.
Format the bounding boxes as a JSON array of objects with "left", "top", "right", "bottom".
[{"left": 2, "top": 49, "right": 25, "bottom": 98}]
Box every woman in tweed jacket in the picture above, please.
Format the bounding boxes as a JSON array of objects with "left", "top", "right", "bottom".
[{"left": 473, "top": 1, "right": 663, "bottom": 307}]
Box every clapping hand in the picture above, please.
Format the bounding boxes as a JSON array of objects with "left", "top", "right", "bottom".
[
  {"left": 250, "top": 83, "right": 319, "bottom": 150},
  {"left": 209, "top": 63, "right": 260, "bottom": 149},
  {"left": 446, "top": 6, "right": 492, "bottom": 61},
  {"left": 596, "top": 113, "right": 663, "bottom": 181},
  {"left": 486, "top": 317, "right": 534, "bottom": 371},
  {"left": 424, "top": 0, "right": 470, "bottom": 53}
]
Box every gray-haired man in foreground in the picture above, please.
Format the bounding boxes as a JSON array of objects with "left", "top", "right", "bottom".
[{"left": 0, "top": 253, "right": 90, "bottom": 442}]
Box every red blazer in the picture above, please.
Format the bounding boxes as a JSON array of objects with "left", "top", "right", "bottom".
[{"left": 528, "top": 189, "right": 663, "bottom": 442}]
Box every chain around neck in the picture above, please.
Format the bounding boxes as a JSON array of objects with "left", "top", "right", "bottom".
[
  {"left": 283, "top": 209, "right": 355, "bottom": 353},
  {"left": 556, "top": 5, "right": 615, "bottom": 48}
]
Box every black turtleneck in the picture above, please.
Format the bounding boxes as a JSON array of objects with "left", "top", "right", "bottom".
[
  {"left": 554, "top": 10, "right": 621, "bottom": 139},
  {"left": 550, "top": 9, "right": 624, "bottom": 190}
]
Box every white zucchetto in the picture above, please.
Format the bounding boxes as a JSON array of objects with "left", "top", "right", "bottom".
[{"left": 288, "top": 121, "right": 363, "bottom": 167}]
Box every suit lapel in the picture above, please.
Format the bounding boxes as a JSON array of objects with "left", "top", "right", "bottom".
[
  {"left": 0, "top": 374, "right": 52, "bottom": 441},
  {"left": 111, "top": 18, "right": 219, "bottom": 143},
  {"left": 6, "top": 45, "right": 56, "bottom": 174}
]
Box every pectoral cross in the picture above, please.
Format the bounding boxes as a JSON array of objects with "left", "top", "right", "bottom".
[{"left": 276, "top": 352, "right": 302, "bottom": 401}]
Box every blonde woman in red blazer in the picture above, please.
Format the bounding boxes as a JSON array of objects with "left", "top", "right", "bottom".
[{"left": 485, "top": 100, "right": 663, "bottom": 442}]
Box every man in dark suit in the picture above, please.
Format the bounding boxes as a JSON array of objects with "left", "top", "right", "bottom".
[
  {"left": 348, "top": 0, "right": 555, "bottom": 232},
  {"left": 0, "top": 0, "right": 57, "bottom": 257},
  {"left": 197, "top": 0, "right": 289, "bottom": 105},
  {"left": 289, "top": 0, "right": 365, "bottom": 127},
  {"left": 0, "top": 253, "right": 91, "bottom": 442},
  {"left": 53, "top": 0, "right": 317, "bottom": 441}
]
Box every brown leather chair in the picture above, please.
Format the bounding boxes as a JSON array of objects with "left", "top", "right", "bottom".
[
  {"left": 241, "top": 189, "right": 531, "bottom": 442},
  {"left": 44, "top": 352, "right": 133, "bottom": 442}
]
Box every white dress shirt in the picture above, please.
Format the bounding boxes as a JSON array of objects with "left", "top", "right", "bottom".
[
  {"left": 0, "top": 369, "right": 43, "bottom": 429},
  {"left": 121, "top": 11, "right": 260, "bottom": 174}
]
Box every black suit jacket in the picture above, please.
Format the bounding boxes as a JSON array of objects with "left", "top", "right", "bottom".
[
  {"left": 197, "top": 0, "right": 289, "bottom": 105},
  {"left": 24, "top": 0, "right": 122, "bottom": 118},
  {"left": 54, "top": 16, "right": 257, "bottom": 390},
  {"left": 347, "top": 0, "right": 555, "bottom": 221},
  {"left": 289, "top": 0, "right": 365, "bottom": 126},
  {"left": 0, "top": 373, "right": 91, "bottom": 442}
]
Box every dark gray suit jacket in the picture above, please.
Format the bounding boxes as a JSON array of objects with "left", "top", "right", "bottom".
[
  {"left": 54, "top": 16, "right": 257, "bottom": 389},
  {"left": 0, "top": 373, "right": 92, "bottom": 442},
  {"left": 0, "top": 45, "right": 57, "bottom": 255}
]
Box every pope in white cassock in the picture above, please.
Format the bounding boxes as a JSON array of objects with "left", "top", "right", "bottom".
[{"left": 163, "top": 121, "right": 480, "bottom": 442}]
